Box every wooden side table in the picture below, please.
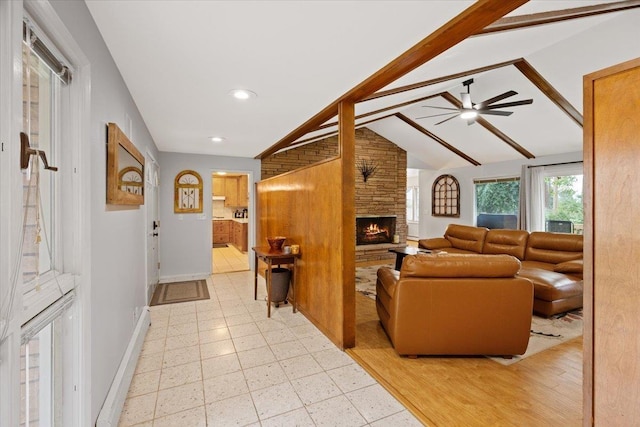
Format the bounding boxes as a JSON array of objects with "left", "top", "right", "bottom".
[{"left": 252, "top": 246, "right": 300, "bottom": 318}]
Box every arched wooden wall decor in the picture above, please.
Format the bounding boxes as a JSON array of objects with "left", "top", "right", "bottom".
[
  {"left": 118, "top": 166, "right": 143, "bottom": 195},
  {"left": 174, "top": 169, "right": 203, "bottom": 213},
  {"left": 432, "top": 174, "right": 460, "bottom": 217}
]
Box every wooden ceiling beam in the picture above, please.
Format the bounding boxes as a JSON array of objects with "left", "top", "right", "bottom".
[
  {"left": 362, "top": 59, "right": 522, "bottom": 102},
  {"left": 441, "top": 92, "right": 535, "bottom": 159},
  {"left": 514, "top": 59, "right": 583, "bottom": 127},
  {"left": 289, "top": 112, "right": 399, "bottom": 148},
  {"left": 395, "top": 113, "right": 481, "bottom": 166},
  {"left": 478, "top": 1, "right": 640, "bottom": 35},
  {"left": 256, "top": 0, "right": 529, "bottom": 159},
  {"left": 315, "top": 93, "right": 443, "bottom": 131}
]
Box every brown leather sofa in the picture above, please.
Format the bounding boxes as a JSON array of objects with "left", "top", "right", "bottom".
[
  {"left": 418, "top": 224, "right": 583, "bottom": 317},
  {"left": 376, "top": 253, "right": 533, "bottom": 357}
]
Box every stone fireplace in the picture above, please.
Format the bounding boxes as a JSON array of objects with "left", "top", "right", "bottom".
[{"left": 356, "top": 216, "right": 396, "bottom": 245}]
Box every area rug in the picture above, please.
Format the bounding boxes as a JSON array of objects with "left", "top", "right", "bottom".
[
  {"left": 150, "top": 279, "right": 210, "bottom": 306},
  {"left": 355, "top": 265, "right": 583, "bottom": 364},
  {"left": 489, "top": 309, "right": 583, "bottom": 365},
  {"left": 355, "top": 264, "right": 393, "bottom": 300}
]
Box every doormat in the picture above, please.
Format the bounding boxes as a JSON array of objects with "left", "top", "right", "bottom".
[
  {"left": 150, "top": 279, "right": 210, "bottom": 306},
  {"left": 213, "top": 243, "right": 228, "bottom": 248}
]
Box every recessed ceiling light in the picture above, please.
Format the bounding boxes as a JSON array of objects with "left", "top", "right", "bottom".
[
  {"left": 210, "top": 136, "right": 225, "bottom": 143},
  {"left": 229, "top": 89, "right": 257, "bottom": 100}
]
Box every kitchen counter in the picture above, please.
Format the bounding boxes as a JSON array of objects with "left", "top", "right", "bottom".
[{"left": 213, "top": 217, "right": 249, "bottom": 224}]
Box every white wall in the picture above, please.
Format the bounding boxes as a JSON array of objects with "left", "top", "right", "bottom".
[
  {"left": 418, "top": 151, "right": 583, "bottom": 239},
  {"left": 48, "top": 2, "right": 159, "bottom": 423},
  {"left": 158, "top": 152, "right": 260, "bottom": 280}
]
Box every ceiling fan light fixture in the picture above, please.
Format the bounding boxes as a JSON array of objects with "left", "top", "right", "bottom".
[
  {"left": 460, "top": 110, "right": 478, "bottom": 120},
  {"left": 229, "top": 89, "right": 257, "bottom": 100}
]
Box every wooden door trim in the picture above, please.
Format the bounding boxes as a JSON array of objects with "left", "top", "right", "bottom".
[{"left": 583, "top": 56, "right": 640, "bottom": 427}]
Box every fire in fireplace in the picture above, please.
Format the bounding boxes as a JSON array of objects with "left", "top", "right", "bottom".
[{"left": 356, "top": 216, "right": 396, "bottom": 245}]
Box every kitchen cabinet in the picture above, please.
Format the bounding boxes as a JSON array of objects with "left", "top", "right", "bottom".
[
  {"left": 238, "top": 175, "right": 248, "bottom": 207},
  {"left": 212, "top": 177, "right": 225, "bottom": 196},
  {"left": 230, "top": 220, "right": 248, "bottom": 252},
  {"left": 212, "top": 220, "right": 231, "bottom": 245},
  {"left": 224, "top": 177, "right": 238, "bottom": 207},
  {"left": 212, "top": 175, "right": 248, "bottom": 207}
]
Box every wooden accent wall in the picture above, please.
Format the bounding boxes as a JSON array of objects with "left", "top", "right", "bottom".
[
  {"left": 261, "top": 128, "right": 407, "bottom": 263},
  {"left": 584, "top": 57, "right": 640, "bottom": 425},
  {"left": 256, "top": 104, "right": 356, "bottom": 348}
]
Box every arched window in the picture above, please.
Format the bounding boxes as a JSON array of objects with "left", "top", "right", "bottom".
[
  {"left": 432, "top": 174, "right": 460, "bottom": 217},
  {"left": 174, "top": 170, "right": 203, "bottom": 213}
]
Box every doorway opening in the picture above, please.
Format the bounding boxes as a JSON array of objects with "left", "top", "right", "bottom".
[{"left": 211, "top": 171, "right": 250, "bottom": 273}]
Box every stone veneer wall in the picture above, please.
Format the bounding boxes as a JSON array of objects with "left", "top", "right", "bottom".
[{"left": 261, "top": 128, "right": 406, "bottom": 264}]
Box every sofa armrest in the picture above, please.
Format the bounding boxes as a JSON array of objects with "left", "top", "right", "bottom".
[
  {"left": 376, "top": 267, "right": 400, "bottom": 299},
  {"left": 418, "top": 237, "right": 452, "bottom": 250}
]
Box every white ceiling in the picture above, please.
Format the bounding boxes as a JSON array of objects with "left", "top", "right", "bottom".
[{"left": 85, "top": 1, "right": 640, "bottom": 169}]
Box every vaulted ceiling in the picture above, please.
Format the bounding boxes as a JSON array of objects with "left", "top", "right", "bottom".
[{"left": 86, "top": 1, "right": 640, "bottom": 169}]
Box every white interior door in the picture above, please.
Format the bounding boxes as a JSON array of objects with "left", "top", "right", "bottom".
[{"left": 145, "top": 156, "right": 159, "bottom": 303}]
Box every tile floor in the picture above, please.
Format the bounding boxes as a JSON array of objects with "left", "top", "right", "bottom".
[
  {"left": 118, "top": 271, "right": 422, "bottom": 426},
  {"left": 212, "top": 245, "right": 250, "bottom": 274}
]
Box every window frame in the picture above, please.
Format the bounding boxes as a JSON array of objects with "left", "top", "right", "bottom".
[
  {"left": 474, "top": 176, "right": 521, "bottom": 229},
  {"left": 406, "top": 185, "right": 419, "bottom": 223},
  {"left": 541, "top": 164, "right": 583, "bottom": 234},
  {"left": 0, "top": 2, "right": 91, "bottom": 426}
]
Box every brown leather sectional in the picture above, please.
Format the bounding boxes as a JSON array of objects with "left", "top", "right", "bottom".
[
  {"left": 376, "top": 253, "right": 534, "bottom": 357},
  {"left": 418, "top": 224, "right": 583, "bottom": 317}
]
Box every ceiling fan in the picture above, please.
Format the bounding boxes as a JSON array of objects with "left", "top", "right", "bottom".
[{"left": 417, "top": 78, "right": 533, "bottom": 125}]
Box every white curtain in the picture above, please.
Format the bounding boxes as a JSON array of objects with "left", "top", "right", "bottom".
[{"left": 518, "top": 165, "right": 546, "bottom": 232}]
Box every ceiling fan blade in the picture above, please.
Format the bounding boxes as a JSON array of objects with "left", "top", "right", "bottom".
[
  {"left": 482, "top": 99, "right": 533, "bottom": 109},
  {"left": 475, "top": 90, "right": 517, "bottom": 109},
  {"left": 435, "top": 114, "right": 460, "bottom": 125},
  {"left": 477, "top": 110, "right": 513, "bottom": 117},
  {"left": 460, "top": 93, "right": 472, "bottom": 109},
  {"left": 415, "top": 112, "right": 461, "bottom": 119},
  {"left": 421, "top": 105, "right": 460, "bottom": 111}
]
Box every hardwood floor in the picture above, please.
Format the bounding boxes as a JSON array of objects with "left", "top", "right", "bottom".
[{"left": 347, "top": 293, "right": 583, "bottom": 426}]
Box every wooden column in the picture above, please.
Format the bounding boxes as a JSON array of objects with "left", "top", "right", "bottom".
[
  {"left": 584, "top": 57, "right": 640, "bottom": 426},
  {"left": 339, "top": 101, "right": 356, "bottom": 348}
]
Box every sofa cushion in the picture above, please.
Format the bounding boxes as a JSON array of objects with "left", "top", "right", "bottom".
[
  {"left": 525, "top": 232, "right": 583, "bottom": 264},
  {"left": 418, "top": 237, "right": 452, "bottom": 250},
  {"left": 401, "top": 253, "right": 521, "bottom": 279},
  {"left": 554, "top": 259, "right": 584, "bottom": 274},
  {"left": 444, "top": 224, "right": 488, "bottom": 253},
  {"left": 518, "top": 266, "right": 583, "bottom": 302},
  {"left": 483, "top": 229, "right": 529, "bottom": 260}
]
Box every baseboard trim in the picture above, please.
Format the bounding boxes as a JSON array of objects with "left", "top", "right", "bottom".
[
  {"left": 95, "top": 307, "right": 150, "bottom": 427},
  {"left": 159, "top": 273, "right": 210, "bottom": 284}
]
